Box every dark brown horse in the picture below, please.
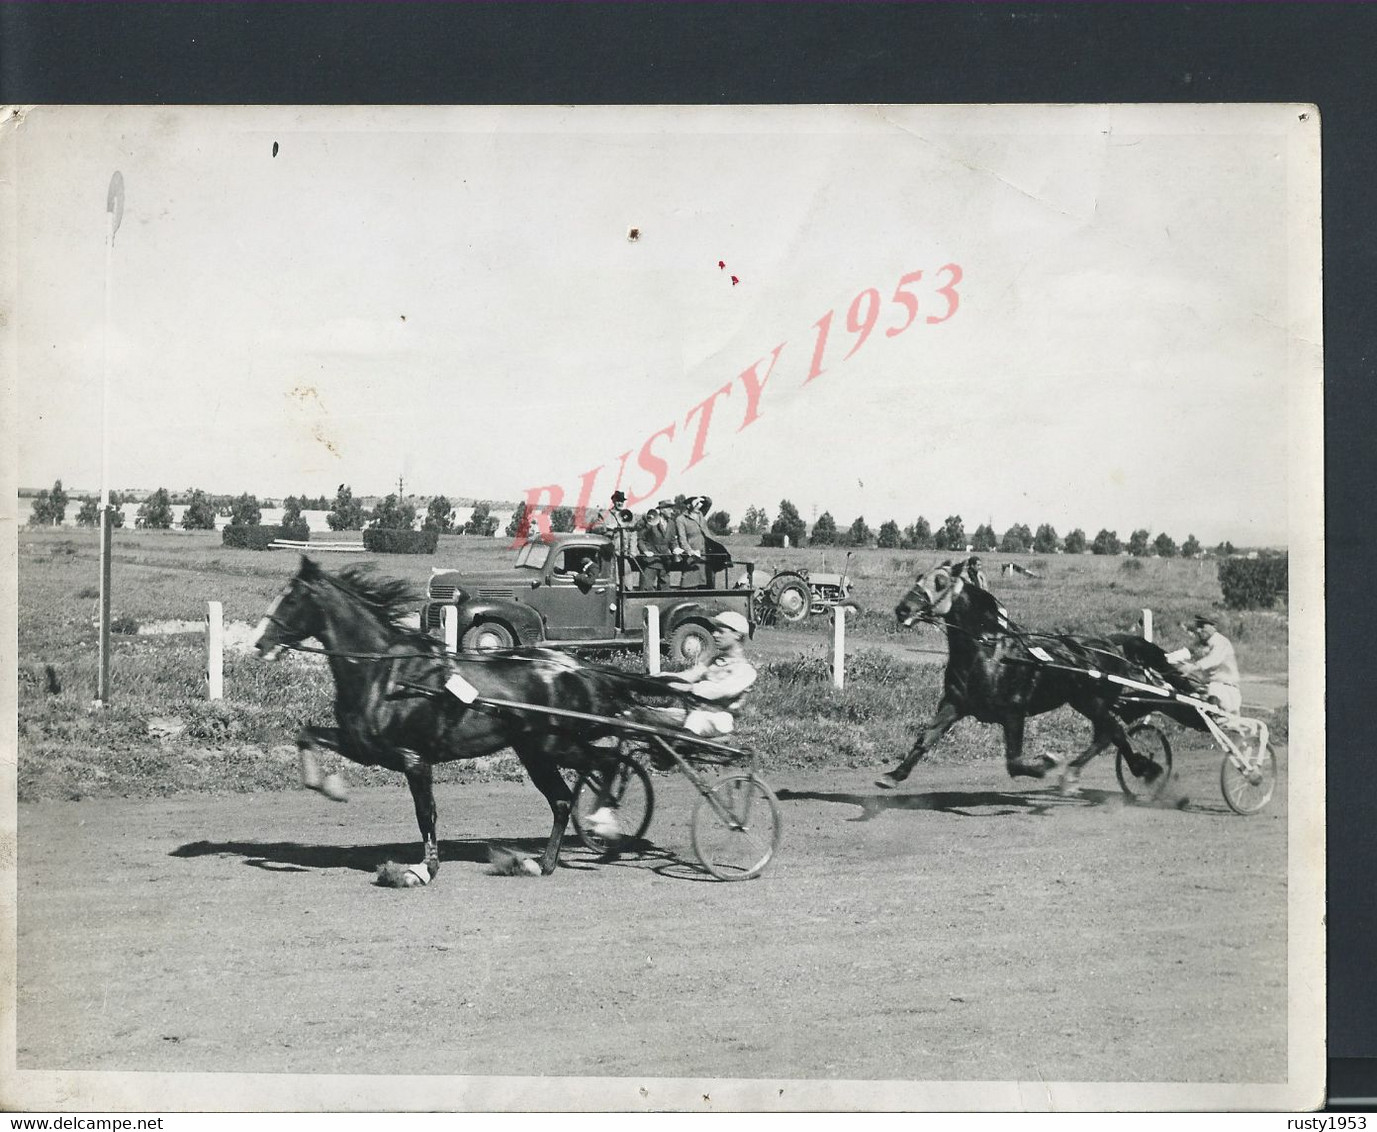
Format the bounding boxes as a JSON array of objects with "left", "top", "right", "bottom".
[
  {"left": 877, "top": 558, "right": 1198, "bottom": 793},
  {"left": 251, "top": 557, "right": 634, "bottom": 880}
]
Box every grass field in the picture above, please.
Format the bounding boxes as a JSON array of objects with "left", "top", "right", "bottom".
[{"left": 15, "top": 527, "right": 1288, "bottom": 801}]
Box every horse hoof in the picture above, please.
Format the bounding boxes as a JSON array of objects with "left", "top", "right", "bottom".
[
  {"left": 376, "top": 861, "right": 429, "bottom": 887},
  {"left": 319, "top": 773, "right": 349, "bottom": 803},
  {"left": 586, "top": 807, "right": 623, "bottom": 841},
  {"left": 875, "top": 774, "right": 900, "bottom": 791}
]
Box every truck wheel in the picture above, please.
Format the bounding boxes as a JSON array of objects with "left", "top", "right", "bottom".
[
  {"left": 461, "top": 620, "right": 515, "bottom": 651},
  {"left": 669, "top": 621, "right": 715, "bottom": 667},
  {"left": 770, "top": 578, "right": 812, "bottom": 622}
]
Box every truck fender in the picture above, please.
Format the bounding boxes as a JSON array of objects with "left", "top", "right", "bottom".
[
  {"left": 452, "top": 600, "right": 544, "bottom": 645},
  {"left": 660, "top": 600, "right": 714, "bottom": 635}
]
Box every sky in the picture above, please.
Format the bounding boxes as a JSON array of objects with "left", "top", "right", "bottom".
[{"left": 9, "top": 105, "right": 1321, "bottom": 547}]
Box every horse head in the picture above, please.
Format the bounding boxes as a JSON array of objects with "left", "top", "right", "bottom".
[
  {"left": 895, "top": 560, "right": 967, "bottom": 626},
  {"left": 251, "top": 556, "right": 328, "bottom": 659}
]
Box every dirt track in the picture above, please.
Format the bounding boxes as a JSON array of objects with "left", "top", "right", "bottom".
[{"left": 17, "top": 748, "right": 1287, "bottom": 1090}]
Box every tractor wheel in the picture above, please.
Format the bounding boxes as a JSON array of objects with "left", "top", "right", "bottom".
[{"left": 770, "top": 578, "right": 812, "bottom": 622}]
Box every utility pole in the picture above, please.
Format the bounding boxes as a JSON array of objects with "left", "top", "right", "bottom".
[{"left": 96, "top": 172, "right": 124, "bottom": 705}]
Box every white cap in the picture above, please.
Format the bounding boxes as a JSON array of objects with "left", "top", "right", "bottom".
[{"left": 712, "top": 610, "right": 750, "bottom": 635}]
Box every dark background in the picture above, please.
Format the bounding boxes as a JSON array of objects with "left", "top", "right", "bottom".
[{"left": 2, "top": 0, "right": 1371, "bottom": 1107}]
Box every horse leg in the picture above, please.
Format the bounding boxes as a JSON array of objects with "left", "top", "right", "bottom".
[
  {"left": 515, "top": 743, "right": 574, "bottom": 876},
  {"left": 296, "top": 726, "right": 349, "bottom": 802},
  {"left": 1062, "top": 712, "right": 1159, "bottom": 796},
  {"left": 1057, "top": 720, "right": 1115, "bottom": 796},
  {"left": 403, "top": 758, "right": 440, "bottom": 879},
  {"left": 1002, "top": 715, "right": 1072, "bottom": 780},
  {"left": 876, "top": 700, "right": 962, "bottom": 789},
  {"left": 1106, "top": 713, "right": 1164, "bottom": 783}
]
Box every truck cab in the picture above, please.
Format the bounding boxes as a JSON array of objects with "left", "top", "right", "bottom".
[{"left": 421, "top": 533, "right": 756, "bottom": 665}]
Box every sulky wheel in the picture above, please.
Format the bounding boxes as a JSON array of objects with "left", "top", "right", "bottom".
[
  {"left": 690, "top": 773, "right": 783, "bottom": 881},
  {"left": 1115, "top": 722, "right": 1173, "bottom": 802},
  {"left": 1220, "top": 743, "right": 1277, "bottom": 815},
  {"left": 571, "top": 755, "right": 655, "bottom": 853},
  {"left": 769, "top": 577, "right": 812, "bottom": 623}
]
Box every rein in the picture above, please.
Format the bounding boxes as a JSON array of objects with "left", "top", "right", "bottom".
[
  {"left": 899, "top": 596, "right": 1173, "bottom": 673},
  {"left": 274, "top": 639, "right": 442, "bottom": 662}
]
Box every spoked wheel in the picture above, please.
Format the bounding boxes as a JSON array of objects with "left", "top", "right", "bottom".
[
  {"left": 1220, "top": 743, "right": 1278, "bottom": 815},
  {"left": 690, "top": 773, "right": 783, "bottom": 881},
  {"left": 1115, "top": 722, "right": 1173, "bottom": 802},
  {"left": 571, "top": 755, "right": 655, "bottom": 853}
]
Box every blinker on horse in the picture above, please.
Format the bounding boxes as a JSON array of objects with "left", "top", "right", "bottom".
[
  {"left": 250, "top": 556, "right": 631, "bottom": 882},
  {"left": 880, "top": 558, "right": 1193, "bottom": 794}
]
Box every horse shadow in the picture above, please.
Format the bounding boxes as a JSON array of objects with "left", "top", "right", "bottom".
[
  {"left": 172, "top": 836, "right": 551, "bottom": 875},
  {"left": 169, "top": 834, "right": 713, "bottom": 879},
  {"left": 774, "top": 784, "right": 1122, "bottom": 821}
]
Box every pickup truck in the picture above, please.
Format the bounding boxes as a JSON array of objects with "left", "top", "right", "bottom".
[{"left": 420, "top": 533, "right": 758, "bottom": 666}]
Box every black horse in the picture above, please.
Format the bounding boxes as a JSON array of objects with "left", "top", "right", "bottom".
[
  {"left": 877, "top": 558, "right": 1199, "bottom": 793},
  {"left": 251, "top": 556, "right": 636, "bottom": 880}
]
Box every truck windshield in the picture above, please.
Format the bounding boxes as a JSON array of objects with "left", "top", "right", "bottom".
[{"left": 515, "top": 541, "right": 550, "bottom": 570}]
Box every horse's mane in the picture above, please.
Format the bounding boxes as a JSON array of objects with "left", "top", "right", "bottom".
[
  {"left": 960, "top": 580, "right": 1025, "bottom": 635},
  {"left": 329, "top": 565, "right": 421, "bottom": 631}
]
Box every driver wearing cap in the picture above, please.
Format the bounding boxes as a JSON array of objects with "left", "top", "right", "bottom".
[
  {"left": 1166, "top": 613, "right": 1241, "bottom": 715},
  {"left": 657, "top": 609, "right": 757, "bottom": 737},
  {"left": 586, "top": 610, "right": 757, "bottom": 841}
]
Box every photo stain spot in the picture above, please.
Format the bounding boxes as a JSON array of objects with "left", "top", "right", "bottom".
[
  {"left": 400, "top": 314, "right": 407, "bottom": 321},
  {"left": 717, "top": 260, "right": 726, "bottom": 269},
  {"left": 731, "top": 275, "right": 739, "bottom": 286},
  {"left": 272, "top": 141, "right": 279, "bottom": 158},
  {"left": 627, "top": 226, "right": 641, "bottom": 241}
]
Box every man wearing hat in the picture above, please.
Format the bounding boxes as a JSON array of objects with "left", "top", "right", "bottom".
[
  {"left": 634, "top": 501, "right": 678, "bottom": 591},
  {"left": 605, "top": 507, "right": 641, "bottom": 585},
  {"left": 661, "top": 609, "right": 757, "bottom": 734},
  {"left": 1168, "top": 613, "right": 1242, "bottom": 715},
  {"left": 587, "top": 490, "right": 628, "bottom": 534},
  {"left": 586, "top": 610, "right": 757, "bottom": 841}
]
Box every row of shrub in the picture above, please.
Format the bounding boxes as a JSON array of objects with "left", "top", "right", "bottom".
[
  {"left": 219, "top": 524, "right": 439, "bottom": 554},
  {"left": 363, "top": 528, "right": 439, "bottom": 554},
  {"left": 221, "top": 524, "right": 287, "bottom": 550},
  {"left": 1218, "top": 555, "right": 1288, "bottom": 609}
]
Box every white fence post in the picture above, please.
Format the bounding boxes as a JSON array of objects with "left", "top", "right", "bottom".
[
  {"left": 831, "top": 605, "right": 846, "bottom": 690},
  {"left": 1142, "top": 608, "right": 1154, "bottom": 642},
  {"left": 644, "top": 605, "right": 661, "bottom": 675},
  {"left": 206, "top": 601, "right": 223, "bottom": 701},
  {"left": 442, "top": 606, "right": 459, "bottom": 654}
]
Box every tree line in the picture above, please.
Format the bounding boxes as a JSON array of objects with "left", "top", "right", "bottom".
[
  {"left": 25, "top": 477, "right": 1241, "bottom": 557},
  {"left": 24, "top": 479, "right": 507, "bottom": 536},
  {"left": 738, "top": 500, "right": 1234, "bottom": 558}
]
